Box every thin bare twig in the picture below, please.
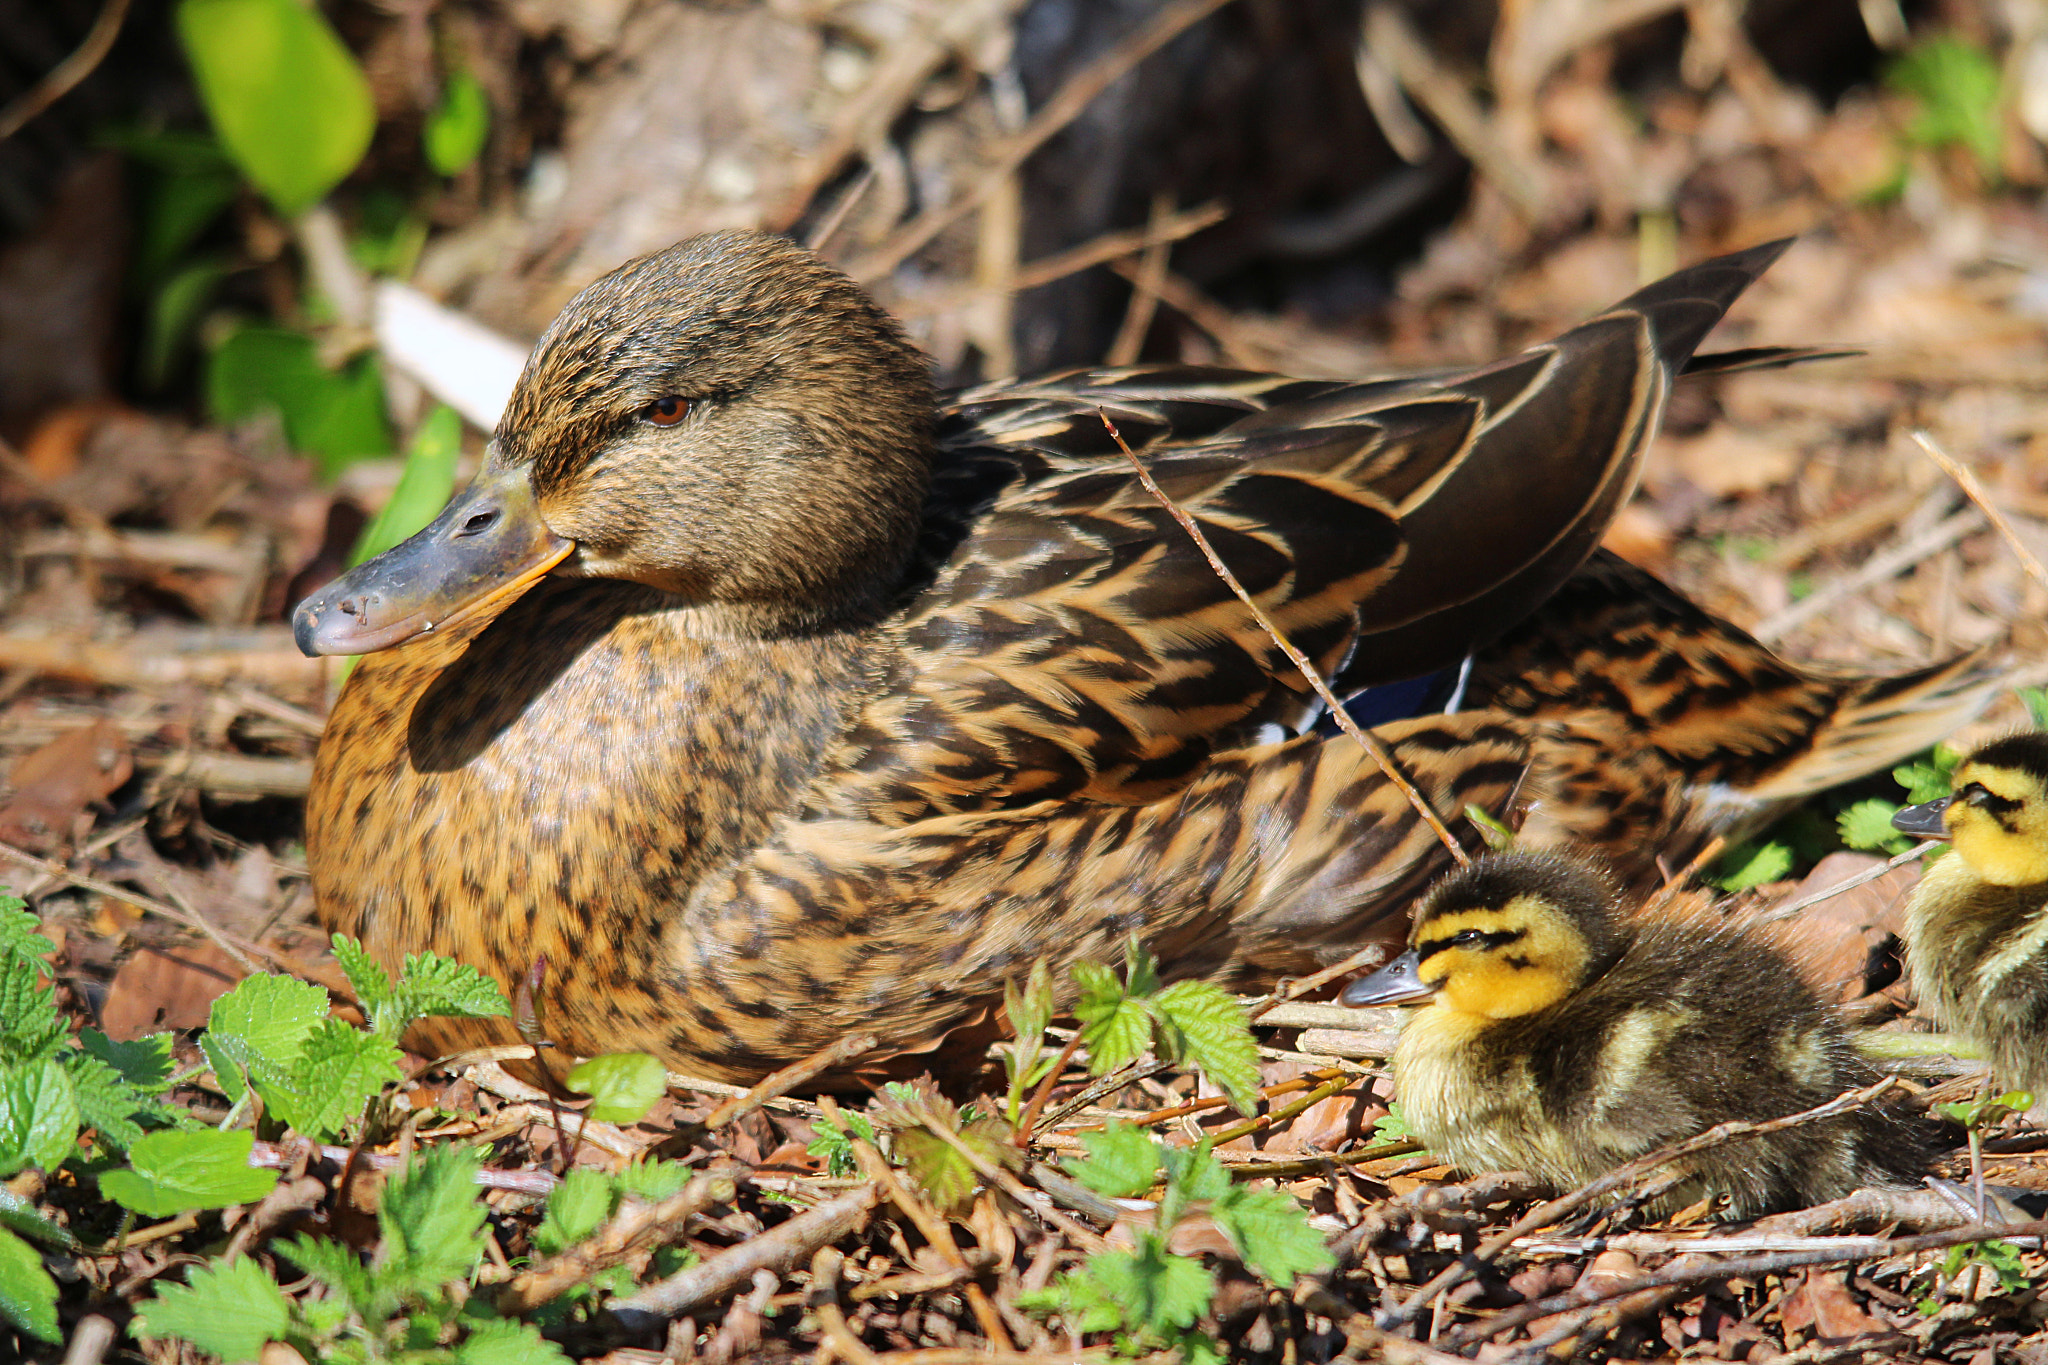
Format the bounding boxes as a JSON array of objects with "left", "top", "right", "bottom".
[
  {"left": 495, "top": 1174, "right": 736, "bottom": 1315},
  {"left": 0, "top": 0, "right": 131, "bottom": 141},
  {"left": 851, "top": 0, "right": 1242, "bottom": 280},
  {"left": 1101, "top": 412, "right": 1468, "bottom": 862},
  {"left": 1911, "top": 429, "right": 2048, "bottom": 594},
  {"left": 611, "top": 1184, "right": 882, "bottom": 1323},
  {"left": 695, "top": 1032, "right": 880, "bottom": 1133},
  {"left": 1756, "top": 843, "right": 1930, "bottom": 925}
]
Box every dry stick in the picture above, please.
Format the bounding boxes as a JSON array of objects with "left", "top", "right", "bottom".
[
  {"left": 1102, "top": 412, "right": 1468, "bottom": 861},
  {"left": 916, "top": 1122, "right": 1110, "bottom": 1255},
  {"left": 1105, "top": 258, "right": 1268, "bottom": 367},
  {"left": 1752, "top": 508, "right": 1981, "bottom": 643},
  {"left": 1132, "top": 1065, "right": 1353, "bottom": 1128},
  {"left": 851, "top": 0, "right": 1242, "bottom": 281},
  {"left": 495, "top": 1174, "right": 736, "bottom": 1315},
  {"left": 1454, "top": 1217, "right": 2048, "bottom": 1353},
  {"left": 843, "top": 1126, "right": 1015, "bottom": 1351},
  {"left": 1757, "top": 843, "right": 1930, "bottom": 925},
  {"left": 1374, "top": 1076, "right": 1909, "bottom": 1331},
  {"left": 1014, "top": 1029, "right": 1088, "bottom": 1145},
  {"left": 246, "top": 1138, "right": 561, "bottom": 1194},
  {"left": 0, "top": 838, "right": 271, "bottom": 976},
  {"left": 1911, "top": 429, "right": 2048, "bottom": 594},
  {"left": 808, "top": 1245, "right": 884, "bottom": 1365},
  {"left": 0, "top": 0, "right": 130, "bottom": 141},
  {"left": 1210, "top": 1074, "right": 1359, "bottom": 1146},
  {"left": 1106, "top": 194, "right": 1174, "bottom": 366},
  {"left": 893, "top": 204, "right": 1228, "bottom": 318},
  {"left": 694, "top": 1032, "right": 881, "bottom": 1133},
  {"left": 611, "top": 1183, "right": 883, "bottom": 1323}
]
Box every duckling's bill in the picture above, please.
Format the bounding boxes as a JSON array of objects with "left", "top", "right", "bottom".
[
  {"left": 1891, "top": 796, "right": 1953, "bottom": 839},
  {"left": 1342, "top": 947, "right": 1434, "bottom": 1006},
  {"left": 293, "top": 462, "right": 574, "bottom": 657}
]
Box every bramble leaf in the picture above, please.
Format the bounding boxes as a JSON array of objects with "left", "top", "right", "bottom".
[
  {"left": 455, "top": 1317, "right": 574, "bottom": 1365},
  {"left": 1839, "top": 798, "right": 1910, "bottom": 854},
  {"left": 1082, "top": 1233, "right": 1213, "bottom": 1336},
  {"left": 1153, "top": 980, "right": 1260, "bottom": 1117},
  {"left": 1073, "top": 961, "right": 1152, "bottom": 1076},
  {"left": 1212, "top": 1184, "right": 1334, "bottom": 1285},
  {"left": 1064, "top": 1121, "right": 1159, "bottom": 1199}
]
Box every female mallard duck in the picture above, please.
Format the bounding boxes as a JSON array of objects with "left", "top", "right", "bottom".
[
  {"left": 1892, "top": 732, "right": 2048, "bottom": 1097},
  {"left": 292, "top": 232, "right": 1997, "bottom": 1084},
  {"left": 1342, "top": 852, "right": 1941, "bottom": 1215}
]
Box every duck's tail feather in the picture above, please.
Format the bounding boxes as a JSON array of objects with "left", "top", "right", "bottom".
[{"left": 1609, "top": 236, "right": 1794, "bottom": 373}]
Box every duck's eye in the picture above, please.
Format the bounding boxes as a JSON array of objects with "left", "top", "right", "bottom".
[
  {"left": 1450, "top": 930, "right": 1486, "bottom": 948},
  {"left": 641, "top": 396, "right": 691, "bottom": 427},
  {"left": 1962, "top": 783, "right": 2019, "bottom": 813}
]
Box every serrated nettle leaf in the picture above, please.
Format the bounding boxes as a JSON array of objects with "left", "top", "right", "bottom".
[
  {"left": 565, "top": 1052, "right": 666, "bottom": 1125},
  {"left": 0, "top": 1058, "right": 78, "bottom": 1176},
  {"left": 536, "top": 1167, "right": 616, "bottom": 1257},
  {"left": 136, "top": 1250, "right": 291, "bottom": 1362},
  {"left": 618, "top": 1156, "right": 696, "bottom": 1201},
  {"left": 1065, "top": 1121, "right": 1160, "bottom": 1199},
  {"left": 331, "top": 935, "right": 396, "bottom": 1020},
  {"left": 261, "top": 1016, "right": 404, "bottom": 1140},
  {"left": 176, "top": 0, "right": 375, "bottom": 215},
  {"left": 1153, "top": 980, "right": 1261, "bottom": 1117},
  {"left": 0, "top": 953, "right": 66, "bottom": 1066},
  {"left": 80, "top": 1029, "right": 175, "bottom": 1093},
  {"left": 455, "top": 1317, "right": 573, "bottom": 1365},
  {"left": 895, "top": 1126, "right": 980, "bottom": 1217},
  {"left": 99, "top": 1128, "right": 279, "bottom": 1217},
  {"left": 1084, "top": 1233, "right": 1214, "bottom": 1336},
  {"left": 206, "top": 972, "right": 329, "bottom": 1091},
  {"left": 62, "top": 1050, "right": 150, "bottom": 1153},
  {"left": 277, "top": 1231, "right": 378, "bottom": 1321},
  {"left": 1212, "top": 1184, "right": 1334, "bottom": 1285},
  {"left": 0, "top": 1224, "right": 58, "bottom": 1342},
  {"left": 378, "top": 1142, "right": 488, "bottom": 1294},
  {"left": 395, "top": 948, "right": 509, "bottom": 1023},
  {"left": 1715, "top": 841, "right": 1793, "bottom": 893}
]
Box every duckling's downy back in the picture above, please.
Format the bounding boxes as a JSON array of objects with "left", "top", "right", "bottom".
[{"left": 1349, "top": 853, "right": 1939, "bottom": 1217}]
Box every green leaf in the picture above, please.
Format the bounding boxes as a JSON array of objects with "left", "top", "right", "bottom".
[
  {"left": 424, "top": 66, "right": 491, "bottom": 176},
  {"left": 1713, "top": 840, "right": 1793, "bottom": 893},
  {"left": 1888, "top": 35, "right": 2004, "bottom": 176},
  {"left": 207, "top": 326, "right": 393, "bottom": 475},
  {"left": 142, "top": 256, "right": 230, "bottom": 390},
  {"left": 565, "top": 1052, "right": 666, "bottom": 1125},
  {"left": 806, "top": 1109, "right": 877, "bottom": 1178},
  {"left": 62, "top": 1050, "right": 150, "bottom": 1153},
  {"left": 1463, "top": 802, "right": 1517, "bottom": 851},
  {"left": 1073, "top": 961, "right": 1152, "bottom": 1077},
  {"left": 176, "top": 0, "right": 374, "bottom": 215},
  {"left": 0, "top": 1060, "right": 77, "bottom": 1176},
  {"left": 1083, "top": 1233, "right": 1213, "bottom": 1336},
  {"left": 0, "top": 1187, "right": 79, "bottom": 1252},
  {"left": 391, "top": 945, "right": 510, "bottom": 1024},
  {"left": 349, "top": 409, "right": 465, "bottom": 569},
  {"left": 1063, "top": 1121, "right": 1159, "bottom": 1199},
  {"left": 617, "top": 1156, "right": 696, "bottom": 1201},
  {"left": 0, "top": 953, "right": 66, "bottom": 1067},
  {"left": 455, "top": 1318, "right": 573, "bottom": 1365},
  {"left": 1895, "top": 749, "right": 1959, "bottom": 805},
  {"left": 535, "top": 1167, "right": 616, "bottom": 1257},
  {"left": 0, "top": 898, "right": 46, "bottom": 965},
  {"left": 1019, "top": 1271, "right": 1124, "bottom": 1335},
  {"left": 100, "top": 1129, "right": 277, "bottom": 1217},
  {"left": 204, "top": 971, "right": 329, "bottom": 1100},
  {"left": 1212, "top": 1184, "right": 1334, "bottom": 1285},
  {"left": 136, "top": 1251, "right": 291, "bottom": 1362},
  {"left": 1371, "top": 1102, "right": 1411, "bottom": 1143},
  {"left": 1153, "top": 980, "right": 1261, "bottom": 1117},
  {"left": 0, "top": 1225, "right": 58, "bottom": 1342},
  {"left": 378, "top": 1142, "right": 487, "bottom": 1294},
  {"left": 119, "top": 130, "right": 240, "bottom": 282},
  {"left": 895, "top": 1125, "right": 980, "bottom": 1216},
  {"left": 331, "top": 935, "right": 396, "bottom": 1026},
  {"left": 1839, "top": 799, "right": 1910, "bottom": 855},
  {"left": 277, "top": 1232, "right": 377, "bottom": 1320},
  {"left": 2021, "top": 688, "right": 2048, "bottom": 731},
  {"left": 1159, "top": 1140, "right": 1229, "bottom": 1204},
  {"left": 80, "top": 1029, "right": 175, "bottom": 1094},
  {"left": 262, "top": 1016, "right": 404, "bottom": 1139},
  {"left": 1005, "top": 959, "right": 1056, "bottom": 1044}
]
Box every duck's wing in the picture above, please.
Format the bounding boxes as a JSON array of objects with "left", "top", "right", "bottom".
[{"left": 853, "top": 241, "right": 1791, "bottom": 814}]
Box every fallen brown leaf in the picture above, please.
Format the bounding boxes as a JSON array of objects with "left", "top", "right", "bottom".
[
  {"left": 99, "top": 940, "right": 246, "bottom": 1039},
  {"left": 0, "top": 720, "right": 131, "bottom": 852}
]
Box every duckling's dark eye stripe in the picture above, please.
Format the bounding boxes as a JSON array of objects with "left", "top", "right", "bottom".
[
  {"left": 1963, "top": 783, "right": 2020, "bottom": 815},
  {"left": 1417, "top": 927, "right": 1523, "bottom": 961}
]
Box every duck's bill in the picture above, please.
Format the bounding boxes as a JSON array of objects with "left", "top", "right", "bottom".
[
  {"left": 292, "top": 465, "right": 574, "bottom": 657},
  {"left": 1890, "top": 795, "right": 1954, "bottom": 839},
  {"left": 1341, "top": 947, "right": 1434, "bottom": 1007}
]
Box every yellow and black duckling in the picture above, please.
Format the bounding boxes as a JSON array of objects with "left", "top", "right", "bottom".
[
  {"left": 1342, "top": 852, "right": 1943, "bottom": 1216},
  {"left": 290, "top": 232, "right": 1999, "bottom": 1085},
  {"left": 1892, "top": 732, "right": 2048, "bottom": 1098}
]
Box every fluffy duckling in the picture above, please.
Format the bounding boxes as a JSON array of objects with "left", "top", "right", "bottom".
[
  {"left": 1892, "top": 732, "right": 2048, "bottom": 1098},
  {"left": 1344, "top": 852, "right": 1939, "bottom": 1216}
]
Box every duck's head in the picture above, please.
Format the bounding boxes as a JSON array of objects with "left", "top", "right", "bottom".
[
  {"left": 1341, "top": 852, "right": 1626, "bottom": 1019},
  {"left": 1892, "top": 732, "right": 2048, "bottom": 887},
  {"left": 293, "top": 232, "right": 936, "bottom": 655}
]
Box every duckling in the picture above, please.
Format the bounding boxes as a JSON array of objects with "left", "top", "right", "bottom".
[
  {"left": 1343, "top": 852, "right": 1941, "bottom": 1216},
  {"left": 289, "top": 232, "right": 2000, "bottom": 1085},
  {"left": 1892, "top": 732, "right": 2048, "bottom": 1098}
]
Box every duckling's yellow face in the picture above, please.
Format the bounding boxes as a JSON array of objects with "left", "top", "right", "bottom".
[
  {"left": 1413, "top": 892, "right": 1592, "bottom": 1019},
  {"left": 1343, "top": 853, "right": 1624, "bottom": 1020},
  {"left": 1944, "top": 755, "right": 2048, "bottom": 887}
]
